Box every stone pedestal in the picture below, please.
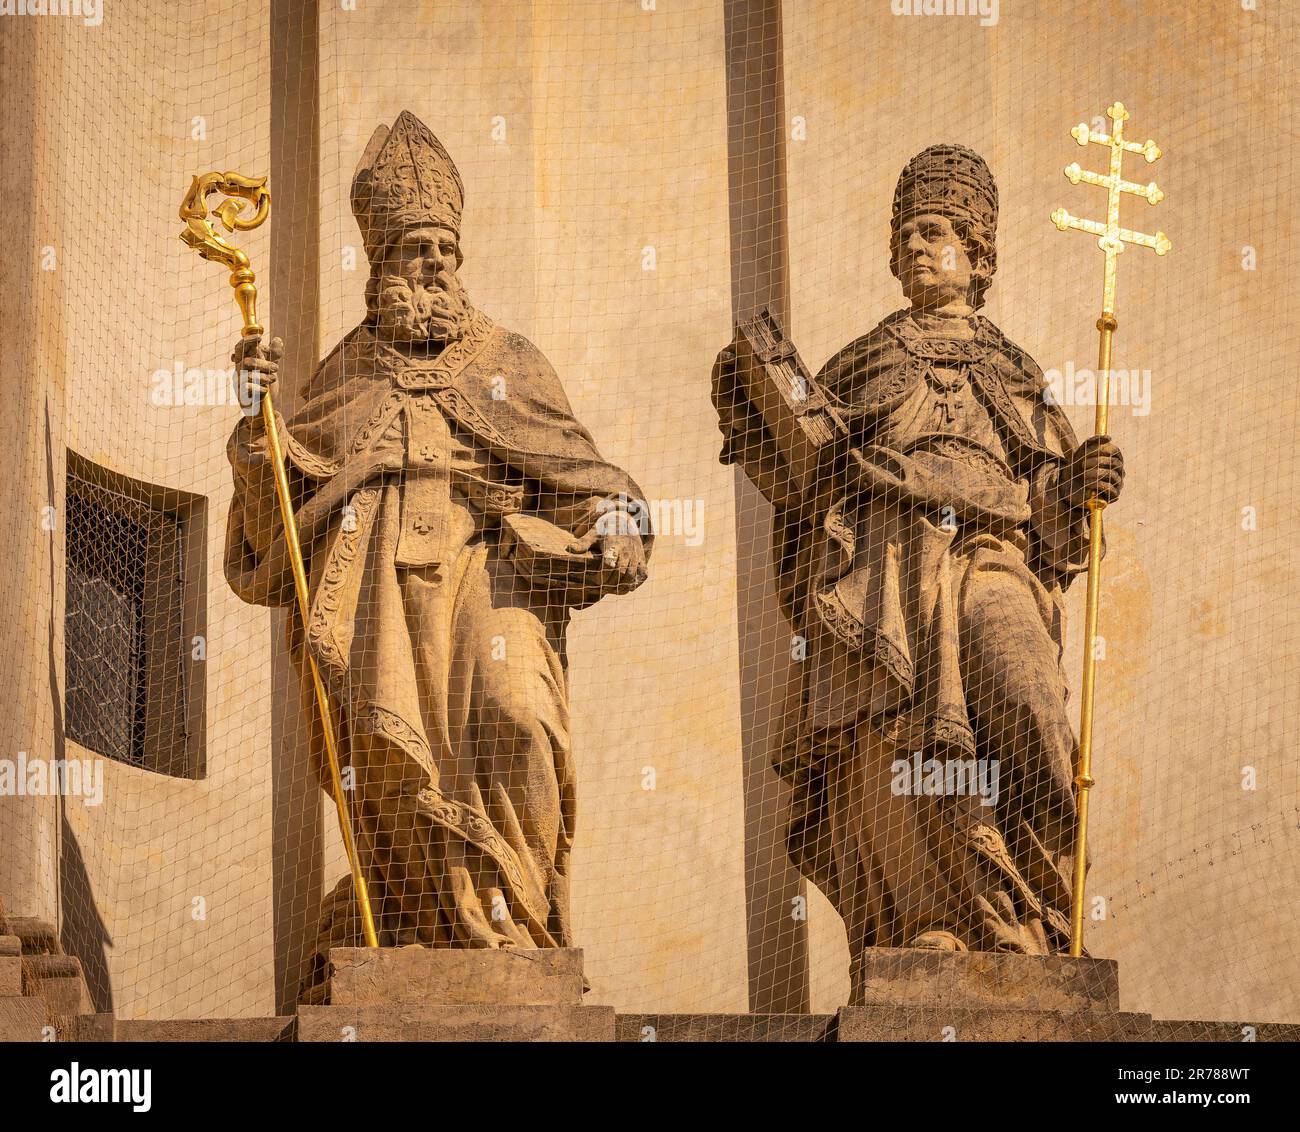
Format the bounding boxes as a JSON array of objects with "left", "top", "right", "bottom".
[
  {"left": 327, "top": 945, "right": 586, "bottom": 1007},
  {"left": 296, "top": 947, "right": 614, "bottom": 1043},
  {"left": 837, "top": 948, "right": 1147, "bottom": 1042},
  {"left": 851, "top": 949, "right": 1120, "bottom": 1012}
]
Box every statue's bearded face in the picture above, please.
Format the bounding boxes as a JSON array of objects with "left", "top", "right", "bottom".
[
  {"left": 893, "top": 212, "right": 983, "bottom": 312},
  {"left": 374, "top": 225, "right": 471, "bottom": 343}
]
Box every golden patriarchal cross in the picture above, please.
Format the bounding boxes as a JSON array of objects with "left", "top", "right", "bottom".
[
  {"left": 1051, "top": 101, "right": 1171, "bottom": 316},
  {"left": 1049, "top": 101, "right": 1169, "bottom": 959}
]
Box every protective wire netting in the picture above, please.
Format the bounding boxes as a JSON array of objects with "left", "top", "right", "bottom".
[{"left": 1, "top": 0, "right": 1296, "bottom": 1040}]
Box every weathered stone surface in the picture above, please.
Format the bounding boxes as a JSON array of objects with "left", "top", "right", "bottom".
[
  {"left": 328, "top": 946, "right": 585, "bottom": 1007},
  {"left": 7, "top": 917, "right": 59, "bottom": 955},
  {"left": 0, "top": 934, "right": 21, "bottom": 957},
  {"left": 59, "top": 1012, "right": 116, "bottom": 1043},
  {"left": 838, "top": 1005, "right": 1154, "bottom": 1042},
  {"left": 114, "top": 1017, "right": 294, "bottom": 1042},
  {"left": 223, "top": 109, "right": 656, "bottom": 1008},
  {"left": 23, "top": 953, "right": 92, "bottom": 1016},
  {"left": 622, "top": 1009, "right": 1300, "bottom": 1044},
  {"left": 23, "top": 1006, "right": 1300, "bottom": 1044},
  {"left": 617, "top": 1013, "right": 835, "bottom": 1043},
  {"left": 0, "top": 995, "right": 46, "bottom": 1041},
  {"left": 1142, "top": 1019, "right": 1300, "bottom": 1043},
  {"left": 841, "top": 1006, "right": 1300, "bottom": 1043},
  {"left": 0, "top": 955, "right": 22, "bottom": 997},
  {"left": 713, "top": 140, "right": 1144, "bottom": 1005},
  {"left": 297, "top": 1003, "right": 615, "bottom": 1042},
  {"left": 851, "top": 949, "right": 1120, "bottom": 1013}
]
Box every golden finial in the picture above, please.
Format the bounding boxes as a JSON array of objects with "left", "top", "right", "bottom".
[{"left": 178, "top": 171, "right": 271, "bottom": 336}]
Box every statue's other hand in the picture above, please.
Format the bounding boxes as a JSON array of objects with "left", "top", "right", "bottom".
[
  {"left": 231, "top": 333, "right": 284, "bottom": 408},
  {"left": 1060, "top": 434, "right": 1125, "bottom": 509},
  {"left": 597, "top": 532, "right": 648, "bottom": 585},
  {"left": 567, "top": 525, "right": 648, "bottom": 586}
]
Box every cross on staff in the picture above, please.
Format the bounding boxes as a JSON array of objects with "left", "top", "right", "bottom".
[
  {"left": 1051, "top": 101, "right": 1171, "bottom": 317},
  {"left": 1049, "top": 101, "right": 1170, "bottom": 958}
]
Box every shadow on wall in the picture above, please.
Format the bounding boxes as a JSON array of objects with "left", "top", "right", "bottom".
[
  {"left": 59, "top": 815, "right": 113, "bottom": 1013},
  {"left": 46, "top": 399, "right": 114, "bottom": 1014}
]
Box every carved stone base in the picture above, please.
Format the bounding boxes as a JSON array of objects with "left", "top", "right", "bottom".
[
  {"left": 326, "top": 945, "right": 585, "bottom": 1007},
  {"left": 851, "top": 948, "right": 1120, "bottom": 1013},
  {"left": 298, "top": 946, "right": 613, "bottom": 1042}
]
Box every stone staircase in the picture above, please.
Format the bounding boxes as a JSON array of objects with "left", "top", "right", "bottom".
[{"left": 0, "top": 902, "right": 95, "bottom": 1041}]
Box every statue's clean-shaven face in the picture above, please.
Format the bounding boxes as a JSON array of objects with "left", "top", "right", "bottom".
[
  {"left": 375, "top": 224, "right": 472, "bottom": 343},
  {"left": 894, "top": 212, "right": 982, "bottom": 313}
]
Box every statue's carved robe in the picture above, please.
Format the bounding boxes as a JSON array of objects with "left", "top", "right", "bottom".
[
  {"left": 225, "top": 309, "right": 649, "bottom": 992},
  {"left": 737, "top": 310, "right": 1095, "bottom": 989}
]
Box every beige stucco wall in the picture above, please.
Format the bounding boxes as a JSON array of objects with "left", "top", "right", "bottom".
[
  {"left": 0, "top": 13, "right": 59, "bottom": 935},
  {"left": 784, "top": 0, "right": 1300, "bottom": 1021},
  {"left": 0, "top": 5, "right": 277, "bottom": 1018}
]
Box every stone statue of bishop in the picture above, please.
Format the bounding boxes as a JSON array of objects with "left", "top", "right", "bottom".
[
  {"left": 225, "top": 111, "right": 651, "bottom": 1000},
  {"left": 715, "top": 145, "right": 1125, "bottom": 999}
]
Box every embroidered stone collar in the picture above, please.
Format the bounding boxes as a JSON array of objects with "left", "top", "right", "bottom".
[
  {"left": 888, "top": 310, "right": 1001, "bottom": 364},
  {"left": 375, "top": 308, "right": 497, "bottom": 390}
]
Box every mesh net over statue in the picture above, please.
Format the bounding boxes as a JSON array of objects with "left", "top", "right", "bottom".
[
  {"left": 714, "top": 144, "right": 1125, "bottom": 1001},
  {"left": 225, "top": 111, "right": 651, "bottom": 1002}
]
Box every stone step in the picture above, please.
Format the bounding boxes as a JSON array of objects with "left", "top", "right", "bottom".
[
  {"left": 22, "top": 953, "right": 93, "bottom": 1017},
  {"left": 0, "top": 935, "right": 21, "bottom": 996},
  {"left": 838, "top": 1006, "right": 1300, "bottom": 1042},
  {"left": 6, "top": 917, "right": 62, "bottom": 956},
  {"left": 1142, "top": 1019, "right": 1300, "bottom": 1042},
  {"left": 25, "top": 1007, "right": 1300, "bottom": 1043},
  {"left": 113, "top": 1018, "right": 295, "bottom": 1042},
  {"left": 838, "top": 1004, "right": 1153, "bottom": 1041},
  {"left": 326, "top": 945, "right": 585, "bottom": 1006},
  {"left": 0, "top": 995, "right": 47, "bottom": 1041},
  {"left": 617, "top": 1013, "right": 835, "bottom": 1042},
  {"left": 852, "top": 949, "right": 1120, "bottom": 1013},
  {"left": 58, "top": 1013, "right": 116, "bottom": 1042},
  {"left": 0, "top": 955, "right": 20, "bottom": 997},
  {"left": 298, "top": 1003, "right": 615, "bottom": 1042}
]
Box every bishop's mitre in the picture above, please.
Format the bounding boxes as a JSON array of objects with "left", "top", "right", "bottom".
[{"left": 351, "top": 109, "right": 464, "bottom": 262}]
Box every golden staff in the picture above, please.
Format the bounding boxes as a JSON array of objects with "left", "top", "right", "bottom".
[
  {"left": 179, "top": 172, "right": 379, "bottom": 948},
  {"left": 1050, "top": 103, "right": 1170, "bottom": 957}
]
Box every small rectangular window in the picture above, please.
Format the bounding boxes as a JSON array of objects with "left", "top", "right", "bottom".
[{"left": 64, "top": 453, "right": 206, "bottom": 778}]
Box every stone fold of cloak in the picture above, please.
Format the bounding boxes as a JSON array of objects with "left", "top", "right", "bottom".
[{"left": 222, "top": 309, "right": 652, "bottom": 931}]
